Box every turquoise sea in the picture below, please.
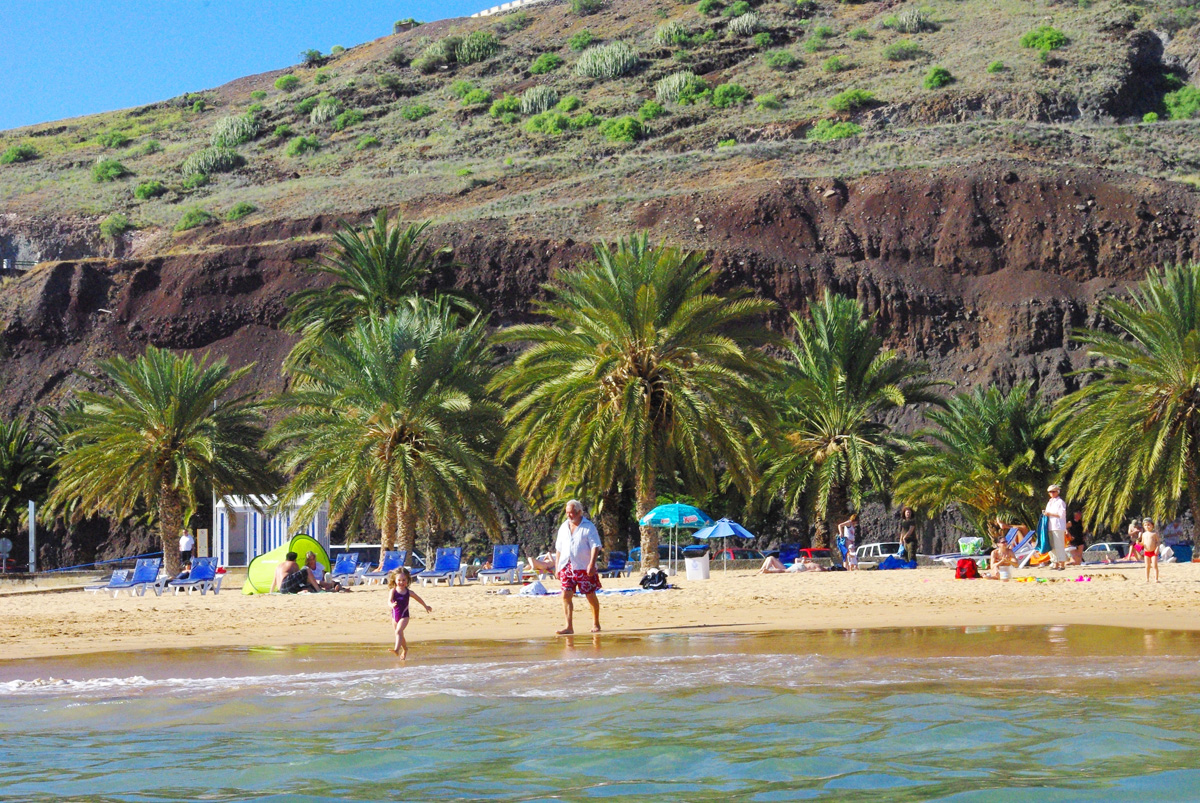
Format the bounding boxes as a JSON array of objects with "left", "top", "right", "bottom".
[{"left": 3, "top": 626, "right": 1200, "bottom": 801}]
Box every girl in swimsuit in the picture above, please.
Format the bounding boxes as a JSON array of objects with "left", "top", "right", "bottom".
[{"left": 388, "top": 568, "right": 432, "bottom": 659}]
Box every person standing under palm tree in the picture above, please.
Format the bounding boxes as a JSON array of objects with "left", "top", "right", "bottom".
[
  {"left": 898, "top": 507, "right": 919, "bottom": 563},
  {"left": 553, "top": 500, "right": 602, "bottom": 635},
  {"left": 1043, "top": 485, "right": 1068, "bottom": 570}
]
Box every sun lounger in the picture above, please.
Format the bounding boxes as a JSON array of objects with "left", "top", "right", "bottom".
[
  {"left": 328, "top": 553, "right": 361, "bottom": 586},
  {"left": 417, "top": 547, "right": 464, "bottom": 586},
  {"left": 362, "top": 550, "right": 406, "bottom": 585},
  {"left": 89, "top": 558, "right": 164, "bottom": 597},
  {"left": 85, "top": 568, "right": 130, "bottom": 594},
  {"left": 477, "top": 545, "right": 521, "bottom": 584},
  {"left": 167, "top": 557, "right": 223, "bottom": 595},
  {"left": 599, "top": 550, "right": 630, "bottom": 578}
]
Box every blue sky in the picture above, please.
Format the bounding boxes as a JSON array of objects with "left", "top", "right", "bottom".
[{"left": 0, "top": 0, "right": 483, "bottom": 131}]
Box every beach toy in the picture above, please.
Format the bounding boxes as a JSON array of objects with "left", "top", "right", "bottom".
[{"left": 1074, "top": 575, "right": 1092, "bottom": 582}]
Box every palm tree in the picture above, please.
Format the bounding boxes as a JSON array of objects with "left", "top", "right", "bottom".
[
  {"left": 492, "top": 234, "right": 777, "bottom": 568},
  {"left": 282, "top": 212, "right": 462, "bottom": 365},
  {"left": 0, "top": 417, "right": 53, "bottom": 560},
  {"left": 268, "top": 305, "right": 511, "bottom": 559},
  {"left": 49, "top": 347, "right": 274, "bottom": 574},
  {"left": 763, "top": 291, "right": 943, "bottom": 548},
  {"left": 1049, "top": 262, "right": 1200, "bottom": 529},
  {"left": 894, "top": 382, "right": 1056, "bottom": 540}
]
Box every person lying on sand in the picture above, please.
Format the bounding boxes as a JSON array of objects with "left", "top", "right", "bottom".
[
  {"left": 525, "top": 553, "right": 556, "bottom": 577},
  {"left": 758, "top": 556, "right": 824, "bottom": 574}
]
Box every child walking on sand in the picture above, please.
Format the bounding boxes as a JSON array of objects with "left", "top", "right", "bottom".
[
  {"left": 1141, "top": 518, "right": 1161, "bottom": 584},
  {"left": 388, "top": 568, "right": 432, "bottom": 659}
]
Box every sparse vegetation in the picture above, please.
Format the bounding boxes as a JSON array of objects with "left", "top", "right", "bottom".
[
  {"left": 181, "top": 147, "right": 241, "bottom": 176},
  {"left": 698, "top": 0, "right": 723, "bottom": 15},
  {"left": 99, "top": 214, "right": 131, "bottom": 240},
  {"left": 211, "top": 114, "right": 259, "bottom": 148},
  {"left": 489, "top": 95, "right": 520, "bottom": 117},
  {"left": 295, "top": 96, "right": 321, "bottom": 116},
  {"left": 987, "top": 60, "right": 1006, "bottom": 74},
  {"left": 847, "top": 27, "right": 870, "bottom": 41},
  {"left": 655, "top": 20, "right": 687, "bottom": 45},
  {"left": 356, "top": 135, "right": 381, "bottom": 150},
  {"left": 575, "top": 40, "right": 639, "bottom": 78},
  {"left": 333, "top": 109, "right": 364, "bottom": 131},
  {"left": 765, "top": 50, "right": 798, "bottom": 70},
  {"left": 1020, "top": 25, "right": 1067, "bottom": 52},
  {"left": 181, "top": 173, "right": 209, "bottom": 190},
  {"left": 882, "top": 40, "right": 923, "bottom": 61},
  {"left": 226, "top": 202, "right": 257, "bottom": 222},
  {"left": 882, "top": 7, "right": 935, "bottom": 34},
  {"left": 310, "top": 96, "right": 344, "bottom": 125},
  {"left": 462, "top": 89, "right": 491, "bottom": 106},
  {"left": 1143, "top": 112, "right": 1160, "bottom": 123},
  {"left": 520, "top": 86, "right": 560, "bottom": 115},
  {"left": 531, "top": 53, "right": 563, "bottom": 74},
  {"left": 823, "top": 55, "right": 850, "bottom": 73},
  {"left": 723, "top": 0, "right": 751, "bottom": 16},
  {"left": 712, "top": 83, "right": 751, "bottom": 108},
  {"left": 456, "top": 31, "right": 501, "bottom": 64},
  {"left": 136, "top": 140, "right": 162, "bottom": 156},
  {"left": 250, "top": 90, "right": 267, "bottom": 100},
  {"left": 638, "top": 100, "right": 666, "bottom": 121},
  {"left": 285, "top": 136, "right": 320, "bottom": 156},
  {"left": 717, "top": 138, "right": 737, "bottom": 148},
  {"left": 96, "top": 130, "right": 131, "bottom": 148},
  {"left": 570, "top": 0, "right": 605, "bottom": 14},
  {"left": 0, "top": 144, "right": 37, "bottom": 164},
  {"left": 314, "top": 68, "right": 332, "bottom": 85},
  {"left": 400, "top": 103, "right": 434, "bottom": 121},
  {"left": 924, "top": 65, "right": 954, "bottom": 89},
  {"left": 599, "top": 115, "right": 644, "bottom": 143},
  {"left": 273, "top": 124, "right": 294, "bottom": 139},
  {"left": 656, "top": 70, "right": 707, "bottom": 103},
  {"left": 728, "top": 12, "right": 762, "bottom": 36},
  {"left": 753, "top": 32, "right": 772, "bottom": 48},
  {"left": 91, "top": 159, "right": 130, "bottom": 182},
  {"left": 134, "top": 180, "right": 166, "bottom": 200},
  {"left": 175, "top": 207, "right": 215, "bottom": 232},
  {"left": 378, "top": 74, "right": 405, "bottom": 94},
  {"left": 756, "top": 93, "right": 781, "bottom": 110},
  {"left": 557, "top": 95, "right": 582, "bottom": 112},
  {"left": 807, "top": 119, "right": 862, "bottom": 140},
  {"left": 828, "top": 89, "right": 875, "bottom": 112},
  {"left": 1165, "top": 86, "right": 1200, "bottom": 120},
  {"left": 275, "top": 74, "right": 300, "bottom": 91},
  {"left": 568, "top": 30, "right": 596, "bottom": 51}
]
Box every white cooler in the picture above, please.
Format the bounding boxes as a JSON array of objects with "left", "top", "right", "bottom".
[{"left": 684, "top": 553, "right": 710, "bottom": 580}]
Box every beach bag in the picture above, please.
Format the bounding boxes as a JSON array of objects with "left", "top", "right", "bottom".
[
  {"left": 879, "top": 555, "right": 917, "bottom": 570},
  {"left": 955, "top": 558, "right": 980, "bottom": 579},
  {"left": 640, "top": 569, "right": 668, "bottom": 590},
  {"left": 518, "top": 580, "right": 549, "bottom": 596}
]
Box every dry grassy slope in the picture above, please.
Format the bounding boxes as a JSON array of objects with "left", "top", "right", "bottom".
[{"left": 0, "top": 0, "right": 1198, "bottom": 257}]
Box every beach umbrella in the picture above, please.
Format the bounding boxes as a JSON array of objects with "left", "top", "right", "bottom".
[
  {"left": 638, "top": 503, "right": 714, "bottom": 574},
  {"left": 693, "top": 518, "right": 756, "bottom": 573}
]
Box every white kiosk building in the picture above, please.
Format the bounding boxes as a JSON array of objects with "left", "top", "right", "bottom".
[{"left": 213, "top": 495, "right": 329, "bottom": 567}]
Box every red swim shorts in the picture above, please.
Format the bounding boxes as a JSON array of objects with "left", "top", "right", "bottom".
[{"left": 560, "top": 567, "right": 601, "bottom": 595}]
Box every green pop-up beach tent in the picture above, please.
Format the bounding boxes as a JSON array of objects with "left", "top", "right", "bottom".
[{"left": 242, "top": 534, "right": 331, "bottom": 594}]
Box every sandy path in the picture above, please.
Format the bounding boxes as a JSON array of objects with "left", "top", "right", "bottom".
[{"left": 0, "top": 562, "right": 1191, "bottom": 661}]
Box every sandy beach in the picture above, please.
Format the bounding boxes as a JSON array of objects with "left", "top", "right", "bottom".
[{"left": 0, "top": 562, "right": 1194, "bottom": 661}]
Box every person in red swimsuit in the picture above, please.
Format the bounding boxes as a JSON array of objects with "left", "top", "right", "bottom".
[{"left": 553, "top": 500, "right": 602, "bottom": 635}]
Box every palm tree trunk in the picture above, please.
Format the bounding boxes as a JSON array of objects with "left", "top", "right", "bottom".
[
  {"left": 158, "top": 479, "right": 184, "bottom": 576},
  {"left": 398, "top": 505, "right": 418, "bottom": 566},
  {"left": 597, "top": 483, "right": 622, "bottom": 555},
  {"left": 1187, "top": 458, "right": 1200, "bottom": 563},
  {"left": 381, "top": 502, "right": 398, "bottom": 552},
  {"left": 820, "top": 484, "right": 848, "bottom": 566},
  {"left": 637, "top": 470, "right": 659, "bottom": 570}
]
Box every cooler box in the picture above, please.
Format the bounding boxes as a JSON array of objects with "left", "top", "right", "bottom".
[{"left": 685, "top": 553, "right": 710, "bottom": 580}]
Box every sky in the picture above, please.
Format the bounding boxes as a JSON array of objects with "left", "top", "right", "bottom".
[{"left": 0, "top": 0, "right": 485, "bottom": 131}]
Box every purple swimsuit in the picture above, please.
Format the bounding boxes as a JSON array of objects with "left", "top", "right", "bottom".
[{"left": 390, "top": 588, "right": 410, "bottom": 622}]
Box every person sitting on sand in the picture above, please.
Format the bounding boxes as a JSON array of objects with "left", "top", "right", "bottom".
[
  {"left": 304, "top": 551, "right": 348, "bottom": 592},
  {"left": 1141, "top": 518, "right": 1161, "bottom": 584},
  {"left": 271, "top": 551, "right": 321, "bottom": 594},
  {"left": 983, "top": 536, "right": 1018, "bottom": 581}
]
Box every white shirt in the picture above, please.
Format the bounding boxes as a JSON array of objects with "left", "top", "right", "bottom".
[
  {"left": 179, "top": 533, "right": 195, "bottom": 552},
  {"left": 1046, "top": 497, "right": 1067, "bottom": 531},
  {"left": 554, "top": 517, "right": 601, "bottom": 572},
  {"left": 309, "top": 563, "right": 326, "bottom": 581}
]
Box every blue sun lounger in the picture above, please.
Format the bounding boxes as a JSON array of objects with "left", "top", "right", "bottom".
[
  {"left": 477, "top": 545, "right": 521, "bottom": 584},
  {"left": 363, "top": 550, "right": 406, "bottom": 585},
  {"left": 85, "top": 568, "right": 130, "bottom": 594},
  {"left": 599, "top": 550, "right": 630, "bottom": 578},
  {"left": 88, "top": 558, "right": 164, "bottom": 597},
  {"left": 328, "top": 553, "right": 360, "bottom": 586},
  {"left": 167, "top": 557, "right": 223, "bottom": 595},
  {"left": 417, "top": 548, "right": 463, "bottom": 587}
]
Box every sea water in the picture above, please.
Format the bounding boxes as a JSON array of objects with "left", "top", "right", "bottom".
[{"left": 3, "top": 626, "right": 1200, "bottom": 801}]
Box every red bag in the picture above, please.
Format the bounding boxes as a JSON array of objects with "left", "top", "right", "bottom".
[{"left": 955, "top": 558, "right": 980, "bottom": 579}]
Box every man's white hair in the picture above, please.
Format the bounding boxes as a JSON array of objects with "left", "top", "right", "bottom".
[{"left": 566, "top": 499, "right": 583, "bottom": 513}]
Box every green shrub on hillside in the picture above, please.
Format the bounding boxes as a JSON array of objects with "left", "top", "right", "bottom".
[
  {"left": 712, "top": 83, "right": 751, "bottom": 108},
  {"left": 697, "top": 0, "right": 723, "bottom": 16},
  {"left": 295, "top": 96, "right": 321, "bottom": 116},
  {"left": 1165, "top": 86, "right": 1200, "bottom": 120},
  {"left": 573, "top": 111, "right": 600, "bottom": 128},
  {"left": 723, "top": 0, "right": 751, "bottom": 16},
  {"left": 638, "top": 100, "right": 666, "bottom": 121},
  {"left": 489, "top": 95, "right": 520, "bottom": 117},
  {"left": 0, "top": 144, "right": 37, "bottom": 164},
  {"left": 923, "top": 65, "right": 953, "bottom": 89},
  {"left": 882, "top": 40, "right": 923, "bottom": 61},
  {"left": 247, "top": 103, "right": 264, "bottom": 115},
  {"left": 525, "top": 111, "right": 573, "bottom": 135},
  {"left": 1143, "top": 112, "right": 1160, "bottom": 123},
  {"left": 300, "top": 49, "right": 324, "bottom": 66},
  {"left": 520, "top": 86, "right": 560, "bottom": 114},
  {"left": 807, "top": 119, "right": 862, "bottom": 141},
  {"left": 823, "top": 55, "right": 850, "bottom": 72},
  {"left": 175, "top": 207, "right": 215, "bottom": 232},
  {"left": 1019, "top": 25, "right": 1067, "bottom": 52},
  {"left": 1153, "top": 6, "right": 1198, "bottom": 35},
  {"left": 847, "top": 27, "right": 870, "bottom": 41},
  {"left": 570, "top": 0, "right": 605, "bottom": 15},
  {"left": 310, "top": 96, "right": 344, "bottom": 125},
  {"left": 728, "top": 12, "right": 761, "bottom": 36},
  {"left": 181, "top": 147, "right": 242, "bottom": 176},
  {"left": 764, "top": 50, "right": 797, "bottom": 70},
  {"left": 378, "top": 74, "right": 405, "bottom": 94},
  {"left": 331, "top": 45, "right": 346, "bottom": 55},
  {"left": 275, "top": 74, "right": 300, "bottom": 91},
  {"left": 462, "top": 89, "right": 491, "bottom": 106},
  {"left": 192, "top": 100, "right": 206, "bottom": 113},
  {"left": 882, "top": 7, "right": 935, "bottom": 34},
  {"left": 388, "top": 46, "right": 410, "bottom": 69},
  {"left": 226, "top": 202, "right": 257, "bottom": 222},
  {"left": 134, "top": 180, "right": 166, "bottom": 199},
  {"left": 333, "top": 109, "right": 364, "bottom": 131},
  {"left": 568, "top": 30, "right": 596, "bottom": 51},
  {"left": 99, "top": 214, "right": 131, "bottom": 240},
  {"left": 457, "top": 31, "right": 501, "bottom": 64},
  {"left": 756, "top": 93, "right": 781, "bottom": 110},
  {"left": 285, "top": 136, "right": 320, "bottom": 156},
  {"left": 314, "top": 68, "right": 332, "bottom": 85},
  {"left": 273, "top": 124, "right": 294, "bottom": 139},
  {"left": 717, "top": 138, "right": 736, "bottom": 148},
  {"left": 576, "top": 41, "right": 639, "bottom": 78},
  {"left": 250, "top": 90, "right": 267, "bottom": 100},
  {"left": 828, "top": 89, "right": 875, "bottom": 112},
  {"left": 557, "top": 95, "right": 583, "bottom": 112},
  {"left": 531, "top": 53, "right": 563, "bottom": 74},
  {"left": 986, "top": 60, "right": 1006, "bottom": 74},
  {"left": 451, "top": 80, "right": 475, "bottom": 98},
  {"left": 400, "top": 103, "right": 434, "bottom": 121},
  {"left": 753, "top": 32, "right": 772, "bottom": 48},
  {"left": 181, "top": 173, "right": 209, "bottom": 190},
  {"left": 655, "top": 20, "right": 686, "bottom": 45},
  {"left": 599, "top": 115, "right": 643, "bottom": 143},
  {"left": 96, "top": 130, "right": 131, "bottom": 148},
  {"left": 356, "top": 135, "right": 381, "bottom": 150},
  {"left": 137, "top": 140, "right": 162, "bottom": 156},
  {"left": 91, "top": 159, "right": 130, "bottom": 182},
  {"left": 498, "top": 11, "right": 531, "bottom": 32},
  {"left": 655, "top": 71, "right": 709, "bottom": 103},
  {"left": 211, "top": 114, "right": 260, "bottom": 147}
]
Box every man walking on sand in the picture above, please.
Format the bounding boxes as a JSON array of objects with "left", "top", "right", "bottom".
[
  {"left": 554, "top": 500, "right": 602, "bottom": 635},
  {"left": 1043, "top": 484, "right": 1068, "bottom": 571}
]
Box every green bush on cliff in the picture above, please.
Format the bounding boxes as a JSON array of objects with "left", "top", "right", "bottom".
[
  {"left": 401, "top": 103, "right": 434, "bottom": 121},
  {"left": 99, "top": 214, "right": 131, "bottom": 240},
  {"left": 828, "top": 89, "right": 875, "bottom": 112},
  {"left": 711, "top": 83, "right": 751, "bottom": 108},
  {"left": 91, "top": 159, "right": 130, "bottom": 182},
  {"left": 1020, "top": 25, "right": 1067, "bottom": 52},
  {"left": 275, "top": 74, "right": 300, "bottom": 91},
  {"left": 456, "top": 31, "right": 501, "bottom": 64},
  {"left": 806, "top": 119, "right": 862, "bottom": 141},
  {"left": 182, "top": 173, "right": 209, "bottom": 190},
  {"left": 175, "top": 207, "right": 216, "bottom": 232},
  {"left": 489, "top": 95, "right": 520, "bottom": 117},
  {"left": 96, "top": 130, "right": 131, "bottom": 148},
  {"left": 599, "top": 115, "right": 643, "bottom": 143},
  {"left": 134, "top": 180, "right": 166, "bottom": 200},
  {"left": 226, "top": 202, "right": 257, "bottom": 222},
  {"left": 568, "top": 30, "right": 595, "bottom": 51},
  {"left": 0, "top": 144, "right": 37, "bottom": 164},
  {"left": 1165, "top": 86, "right": 1200, "bottom": 120},
  {"left": 531, "top": 53, "right": 563, "bottom": 74},
  {"left": 285, "top": 136, "right": 320, "bottom": 156},
  {"left": 923, "top": 65, "right": 954, "bottom": 89},
  {"left": 332, "top": 109, "right": 364, "bottom": 131}
]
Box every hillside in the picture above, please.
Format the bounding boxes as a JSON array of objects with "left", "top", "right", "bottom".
[{"left": 1, "top": 0, "right": 1200, "bottom": 419}]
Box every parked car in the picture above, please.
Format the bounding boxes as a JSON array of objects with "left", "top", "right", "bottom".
[
  {"left": 796, "top": 548, "right": 832, "bottom": 562},
  {"left": 855, "top": 541, "right": 903, "bottom": 568},
  {"left": 1082, "top": 542, "right": 1130, "bottom": 563},
  {"left": 628, "top": 544, "right": 686, "bottom": 562},
  {"left": 710, "top": 548, "right": 765, "bottom": 561},
  {"left": 681, "top": 544, "right": 710, "bottom": 558}
]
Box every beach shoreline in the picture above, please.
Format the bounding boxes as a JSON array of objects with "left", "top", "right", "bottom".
[{"left": 1, "top": 562, "right": 1195, "bottom": 663}]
